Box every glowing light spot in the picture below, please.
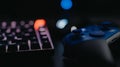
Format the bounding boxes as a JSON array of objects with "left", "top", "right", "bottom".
[
  {"left": 71, "top": 26, "right": 77, "bottom": 32},
  {"left": 60, "top": 0, "right": 73, "bottom": 10},
  {"left": 56, "top": 19, "right": 68, "bottom": 29},
  {"left": 34, "top": 19, "right": 46, "bottom": 31},
  {"left": 81, "top": 28, "right": 86, "bottom": 32}
]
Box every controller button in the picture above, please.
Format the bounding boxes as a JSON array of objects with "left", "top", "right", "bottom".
[
  {"left": 72, "top": 29, "right": 84, "bottom": 34},
  {"left": 72, "top": 29, "right": 80, "bottom": 33},
  {"left": 89, "top": 31, "right": 105, "bottom": 37}
]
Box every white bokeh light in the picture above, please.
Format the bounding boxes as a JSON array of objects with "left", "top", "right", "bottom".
[
  {"left": 56, "top": 19, "right": 68, "bottom": 29},
  {"left": 71, "top": 26, "right": 77, "bottom": 32}
]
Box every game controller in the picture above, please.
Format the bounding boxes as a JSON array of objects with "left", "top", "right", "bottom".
[{"left": 62, "top": 21, "right": 120, "bottom": 67}]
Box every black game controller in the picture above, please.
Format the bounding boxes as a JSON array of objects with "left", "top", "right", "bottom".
[{"left": 62, "top": 21, "right": 120, "bottom": 67}]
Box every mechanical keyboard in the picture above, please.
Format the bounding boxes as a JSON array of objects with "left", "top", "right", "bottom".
[{"left": 0, "top": 19, "right": 54, "bottom": 56}]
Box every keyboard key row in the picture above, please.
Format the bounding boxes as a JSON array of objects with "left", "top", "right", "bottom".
[
  {"left": 0, "top": 19, "right": 54, "bottom": 54},
  {"left": 0, "top": 39, "right": 53, "bottom": 53}
]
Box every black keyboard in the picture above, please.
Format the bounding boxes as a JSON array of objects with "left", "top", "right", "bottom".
[{"left": 0, "top": 19, "right": 54, "bottom": 56}]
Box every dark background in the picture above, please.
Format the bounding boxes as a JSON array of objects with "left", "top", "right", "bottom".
[
  {"left": 0, "top": 0, "right": 120, "bottom": 16},
  {"left": 0, "top": 0, "right": 120, "bottom": 67}
]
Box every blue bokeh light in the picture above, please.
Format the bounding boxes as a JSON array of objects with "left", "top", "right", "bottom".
[{"left": 60, "top": 0, "right": 73, "bottom": 10}]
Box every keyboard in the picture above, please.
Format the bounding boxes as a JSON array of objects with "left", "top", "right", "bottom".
[{"left": 0, "top": 19, "right": 54, "bottom": 56}]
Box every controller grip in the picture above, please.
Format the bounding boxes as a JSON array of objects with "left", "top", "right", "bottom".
[{"left": 63, "top": 39, "right": 115, "bottom": 67}]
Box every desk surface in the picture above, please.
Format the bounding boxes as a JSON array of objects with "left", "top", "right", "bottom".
[{"left": 0, "top": 40, "right": 120, "bottom": 67}]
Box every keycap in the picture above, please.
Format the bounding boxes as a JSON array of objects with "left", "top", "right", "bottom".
[
  {"left": 0, "top": 45, "right": 6, "bottom": 53},
  {"left": 19, "top": 42, "right": 29, "bottom": 50},
  {"left": 41, "top": 38, "right": 51, "bottom": 48},
  {"left": 7, "top": 45, "right": 18, "bottom": 52},
  {"left": 31, "top": 41, "right": 40, "bottom": 49}
]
